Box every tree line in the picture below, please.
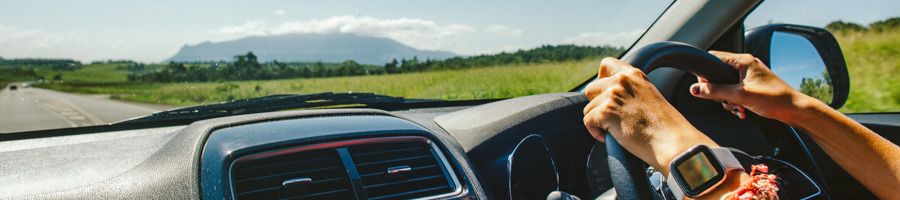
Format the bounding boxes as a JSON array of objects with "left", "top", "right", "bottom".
[
  {"left": 825, "top": 17, "right": 899, "bottom": 33},
  {"left": 127, "top": 53, "right": 380, "bottom": 82},
  {"left": 0, "top": 57, "right": 81, "bottom": 71},
  {"left": 130, "top": 44, "right": 624, "bottom": 83}
]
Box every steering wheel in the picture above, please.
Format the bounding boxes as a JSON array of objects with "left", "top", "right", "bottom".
[{"left": 603, "top": 41, "right": 740, "bottom": 200}]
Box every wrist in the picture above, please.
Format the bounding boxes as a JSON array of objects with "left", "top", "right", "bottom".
[
  {"left": 696, "top": 171, "right": 751, "bottom": 200},
  {"left": 664, "top": 145, "right": 750, "bottom": 200},
  {"left": 651, "top": 125, "right": 718, "bottom": 176}
]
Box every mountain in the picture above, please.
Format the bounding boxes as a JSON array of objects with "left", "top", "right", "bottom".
[{"left": 166, "top": 33, "right": 456, "bottom": 65}]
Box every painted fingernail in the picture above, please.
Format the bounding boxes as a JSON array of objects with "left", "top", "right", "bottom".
[{"left": 690, "top": 85, "right": 700, "bottom": 95}]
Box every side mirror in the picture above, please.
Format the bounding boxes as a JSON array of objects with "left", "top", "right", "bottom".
[{"left": 745, "top": 24, "right": 850, "bottom": 109}]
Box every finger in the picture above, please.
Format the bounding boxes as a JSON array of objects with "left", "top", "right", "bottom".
[
  {"left": 599, "top": 57, "right": 636, "bottom": 77},
  {"left": 709, "top": 51, "right": 757, "bottom": 73},
  {"left": 708, "top": 50, "right": 750, "bottom": 71},
  {"left": 696, "top": 76, "right": 709, "bottom": 83},
  {"left": 708, "top": 50, "right": 738, "bottom": 58},
  {"left": 689, "top": 82, "right": 744, "bottom": 104},
  {"left": 708, "top": 50, "right": 740, "bottom": 68},
  {"left": 583, "top": 72, "right": 629, "bottom": 100},
  {"left": 583, "top": 107, "right": 608, "bottom": 142},
  {"left": 586, "top": 127, "right": 605, "bottom": 143},
  {"left": 597, "top": 60, "right": 614, "bottom": 78},
  {"left": 583, "top": 90, "right": 612, "bottom": 115},
  {"left": 583, "top": 77, "right": 613, "bottom": 100}
]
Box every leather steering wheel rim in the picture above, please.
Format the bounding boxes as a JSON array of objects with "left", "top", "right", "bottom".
[{"left": 602, "top": 41, "right": 740, "bottom": 200}]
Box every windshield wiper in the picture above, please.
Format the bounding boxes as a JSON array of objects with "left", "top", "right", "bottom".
[{"left": 115, "top": 92, "right": 442, "bottom": 124}]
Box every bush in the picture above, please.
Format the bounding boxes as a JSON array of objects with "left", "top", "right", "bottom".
[
  {"left": 869, "top": 17, "right": 900, "bottom": 32},
  {"left": 826, "top": 21, "right": 867, "bottom": 32}
]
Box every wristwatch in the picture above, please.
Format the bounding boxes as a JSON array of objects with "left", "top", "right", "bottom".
[{"left": 666, "top": 145, "right": 744, "bottom": 199}]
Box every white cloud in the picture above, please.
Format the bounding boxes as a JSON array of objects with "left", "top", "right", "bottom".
[
  {"left": 560, "top": 29, "right": 643, "bottom": 47},
  {"left": 209, "top": 15, "right": 477, "bottom": 50},
  {"left": 0, "top": 26, "right": 73, "bottom": 58},
  {"left": 209, "top": 21, "right": 269, "bottom": 36},
  {"left": 470, "top": 45, "right": 530, "bottom": 55},
  {"left": 0, "top": 26, "right": 177, "bottom": 62},
  {"left": 483, "top": 25, "right": 523, "bottom": 37},
  {"left": 273, "top": 9, "right": 286, "bottom": 16}
]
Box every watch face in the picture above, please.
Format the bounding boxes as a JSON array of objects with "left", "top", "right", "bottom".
[{"left": 670, "top": 145, "right": 727, "bottom": 197}]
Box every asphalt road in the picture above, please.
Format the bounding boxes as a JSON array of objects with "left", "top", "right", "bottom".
[{"left": 0, "top": 85, "right": 170, "bottom": 133}]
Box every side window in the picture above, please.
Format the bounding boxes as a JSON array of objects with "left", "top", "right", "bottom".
[{"left": 745, "top": 1, "right": 899, "bottom": 113}]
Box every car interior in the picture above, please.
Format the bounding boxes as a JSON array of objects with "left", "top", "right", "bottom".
[{"left": 1, "top": 0, "right": 898, "bottom": 199}]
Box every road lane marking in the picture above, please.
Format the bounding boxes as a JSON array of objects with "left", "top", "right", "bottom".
[
  {"left": 32, "top": 99, "right": 78, "bottom": 127},
  {"left": 56, "top": 99, "right": 105, "bottom": 124},
  {"left": 26, "top": 90, "right": 107, "bottom": 128}
]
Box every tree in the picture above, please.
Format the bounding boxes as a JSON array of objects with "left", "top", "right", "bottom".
[
  {"left": 799, "top": 71, "right": 833, "bottom": 103},
  {"left": 339, "top": 60, "right": 364, "bottom": 76},
  {"left": 301, "top": 67, "right": 312, "bottom": 78},
  {"left": 869, "top": 17, "right": 900, "bottom": 32},
  {"left": 313, "top": 62, "right": 326, "bottom": 77},
  {"left": 385, "top": 59, "right": 399, "bottom": 74},
  {"left": 825, "top": 21, "right": 867, "bottom": 32}
]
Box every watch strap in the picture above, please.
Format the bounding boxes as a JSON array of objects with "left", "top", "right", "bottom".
[
  {"left": 666, "top": 173, "right": 686, "bottom": 200},
  {"left": 666, "top": 147, "right": 744, "bottom": 200},
  {"left": 711, "top": 147, "right": 743, "bottom": 171}
]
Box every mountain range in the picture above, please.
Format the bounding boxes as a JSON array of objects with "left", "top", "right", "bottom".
[{"left": 166, "top": 33, "right": 456, "bottom": 65}]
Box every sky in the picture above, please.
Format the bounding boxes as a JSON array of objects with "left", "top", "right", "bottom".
[
  {"left": 770, "top": 31, "right": 829, "bottom": 90},
  {"left": 0, "top": 0, "right": 897, "bottom": 63}
]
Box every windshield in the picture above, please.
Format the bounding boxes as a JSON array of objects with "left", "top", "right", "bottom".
[{"left": 0, "top": 0, "right": 670, "bottom": 133}]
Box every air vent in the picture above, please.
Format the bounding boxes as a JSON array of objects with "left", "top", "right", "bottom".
[
  {"left": 349, "top": 140, "right": 457, "bottom": 200},
  {"left": 232, "top": 149, "right": 353, "bottom": 200},
  {"left": 229, "top": 137, "right": 460, "bottom": 200}
]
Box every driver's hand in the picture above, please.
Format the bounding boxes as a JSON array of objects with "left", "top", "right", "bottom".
[
  {"left": 690, "top": 51, "right": 812, "bottom": 124},
  {"left": 582, "top": 57, "right": 717, "bottom": 175}
]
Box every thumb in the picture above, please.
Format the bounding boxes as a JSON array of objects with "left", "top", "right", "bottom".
[{"left": 690, "top": 82, "right": 743, "bottom": 103}]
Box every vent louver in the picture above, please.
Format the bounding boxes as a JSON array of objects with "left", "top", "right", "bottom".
[
  {"left": 229, "top": 137, "right": 460, "bottom": 200},
  {"left": 349, "top": 140, "right": 456, "bottom": 200},
  {"left": 232, "top": 149, "right": 354, "bottom": 200}
]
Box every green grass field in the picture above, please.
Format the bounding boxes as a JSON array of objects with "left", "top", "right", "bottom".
[
  {"left": 834, "top": 30, "right": 900, "bottom": 113},
  {"left": 39, "top": 59, "right": 600, "bottom": 106},
  {"left": 35, "top": 63, "right": 129, "bottom": 83},
  {"left": 0, "top": 70, "right": 38, "bottom": 88}
]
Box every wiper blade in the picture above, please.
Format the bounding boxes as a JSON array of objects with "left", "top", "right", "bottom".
[{"left": 116, "top": 92, "right": 442, "bottom": 124}]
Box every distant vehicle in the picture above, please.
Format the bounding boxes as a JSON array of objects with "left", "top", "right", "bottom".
[{"left": 8, "top": 85, "right": 17, "bottom": 90}]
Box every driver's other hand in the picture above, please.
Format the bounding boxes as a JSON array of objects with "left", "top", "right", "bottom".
[
  {"left": 582, "top": 57, "right": 716, "bottom": 174},
  {"left": 690, "top": 51, "right": 809, "bottom": 123}
]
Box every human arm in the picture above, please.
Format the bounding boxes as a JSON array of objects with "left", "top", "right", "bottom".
[
  {"left": 582, "top": 57, "right": 749, "bottom": 200},
  {"left": 689, "top": 51, "right": 900, "bottom": 199}
]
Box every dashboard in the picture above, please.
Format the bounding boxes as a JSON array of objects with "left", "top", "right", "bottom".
[
  {"left": 0, "top": 92, "right": 596, "bottom": 199},
  {"left": 0, "top": 90, "right": 828, "bottom": 199}
]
